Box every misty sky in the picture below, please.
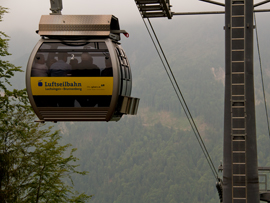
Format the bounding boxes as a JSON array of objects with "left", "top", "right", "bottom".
[
  {"left": 0, "top": 0, "right": 269, "bottom": 61},
  {"left": 1, "top": 0, "right": 224, "bottom": 32},
  {"left": 0, "top": 0, "right": 269, "bottom": 90},
  {"left": 0, "top": 1, "right": 225, "bottom": 56},
  {"left": 1, "top": 0, "right": 268, "bottom": 34}
]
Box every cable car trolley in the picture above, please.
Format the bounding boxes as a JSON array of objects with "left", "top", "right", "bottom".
[{"left": 26, "top": 15, "right": 140, "bottom": 122}]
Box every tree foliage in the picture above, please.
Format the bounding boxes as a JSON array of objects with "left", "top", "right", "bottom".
[
  {"left": 59, "top": 118, "right": 222, "bottom": 203},
  {"left": 0, "top": 6, "right": 91, "bottom": 203}
]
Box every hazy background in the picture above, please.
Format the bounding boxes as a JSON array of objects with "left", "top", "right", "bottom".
[
  {"left": 1, "top": 1, "right": 270, "bottom": 202},
  {"left": 1, "top": 0, "right": 269, "bottom": 89}
]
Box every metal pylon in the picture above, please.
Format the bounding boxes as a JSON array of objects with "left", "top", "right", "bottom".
[{"left": 223, "top": 0, "right": 259, "bottom": 202}]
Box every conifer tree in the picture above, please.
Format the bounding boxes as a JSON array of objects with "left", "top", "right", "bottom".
[{"left": 0, "top": 6, "right": 91, "bottom": 203}]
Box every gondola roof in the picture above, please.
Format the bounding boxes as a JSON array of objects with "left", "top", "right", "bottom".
[{"left": 38, "top": 15, "right": 121, "bottom": 40}]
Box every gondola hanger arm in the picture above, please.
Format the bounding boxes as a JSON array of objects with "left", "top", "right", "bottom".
[{"left": 50, "top": 0, "right": 63, "bottom": 15}]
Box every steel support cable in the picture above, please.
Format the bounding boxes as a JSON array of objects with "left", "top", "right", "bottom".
[
  {"left": 254, "top": 13, "right": 270, "bottom": 138},
  {"left": 142, "top": 19, "right": 216, "bottom": 178},
  {"left": 141, "top": 17, "right": 219, "bottom": 180},
  {"left": 146, "top": 19, "right": 218, "bottom": 179}
]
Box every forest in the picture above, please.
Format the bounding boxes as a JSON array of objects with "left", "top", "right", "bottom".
[{"left": 4, "top": 10, "right": 270, "bottom": 202}]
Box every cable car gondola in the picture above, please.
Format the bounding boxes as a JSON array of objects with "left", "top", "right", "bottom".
[{"left": 26, "top": 15, "right": 139, "bottom": 122}]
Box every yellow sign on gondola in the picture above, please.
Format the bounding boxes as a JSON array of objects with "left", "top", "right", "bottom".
[{"left": 31, "top": 77, "right": 113, "bottom": 95}]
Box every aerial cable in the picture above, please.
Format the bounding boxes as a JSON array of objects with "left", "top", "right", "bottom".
[
  {"left": 141, "top": 17, "right": 219, "bottom": 180},
  {"left": 146, "top": 18, "right": 218, "bottom": 178},
  {"left": 143, "top": 18, "right": 219, "bottom": 179},
  {"left": 142, "top": 19, "right": 217, "bottom": 179},
  {"left": 254, "top": 13, "right": 270, "bottom": 138}
]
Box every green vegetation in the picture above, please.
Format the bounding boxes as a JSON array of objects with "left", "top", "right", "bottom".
[
  {"left": 0, "top": 6, "right": 91, "bottom": 203},
  {"left": 3, "top": 10, "right": 270, "bottom": 202},
  {"left": 60, "top": 118, "right": 222, "bottom": 203}
]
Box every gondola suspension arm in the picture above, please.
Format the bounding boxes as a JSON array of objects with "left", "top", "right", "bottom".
[{"left": 50, "top": 0, "right": 62, "bottom": 15}]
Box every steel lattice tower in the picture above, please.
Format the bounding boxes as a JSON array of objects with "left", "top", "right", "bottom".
[{"left": 223, "top": 0, "right": 260, "bottom": 202}]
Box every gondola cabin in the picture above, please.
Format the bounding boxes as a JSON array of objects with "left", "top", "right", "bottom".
[{"left": 26, "top": 15, "right": 139, "bottom": 122}]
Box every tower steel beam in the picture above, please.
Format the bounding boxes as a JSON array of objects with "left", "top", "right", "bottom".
[
  {"left": 254, "top": 0, "right": 270, "bottom": 7},
  {"left": 223, "top": 0, "right": 259, "bottom": 202},
  {"left": 135, "top": 0, "right": 172, "bottom": 19},
  {"left": 172, "top": 9, "right": 270, "bottom": 16}
]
